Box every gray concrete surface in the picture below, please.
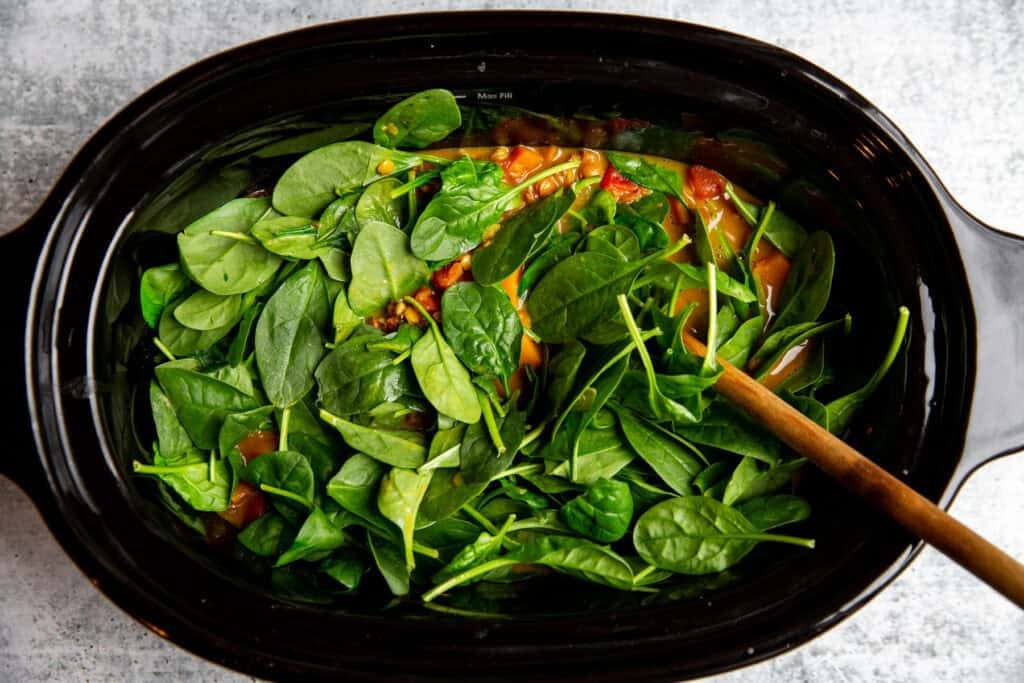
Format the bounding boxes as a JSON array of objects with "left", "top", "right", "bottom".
[{"left": 2, "top": 1, "right": 1023, "bottom": 681}]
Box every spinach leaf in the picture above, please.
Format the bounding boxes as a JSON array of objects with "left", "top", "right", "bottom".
[
  {"left": 750, "top": 315, "right": 848, "bottom": 381},
  {"left": 177, "top": 198, "right": 282, "bottom": 296},
  {"left": 441, "top": 282, "right": 522, "bottom": 385},
  {"left": 140, "top": 264, "right": 190, "bottom": 328},
  {"left": 617, "top": 192, "right": 670, "bottom": 249},
  {"left": 155, "top": 362, "right": 259, "bottom": 449},
  {"left": 726, "top": 183, "right": 808, "bottom": 257},
  {"left": 251, "top": 216, "right": 331, "bottom": 260},
  {"left": 158, "top": 297, "right": 236, "bottom": 357},
  {"left": 276, "top": 503, "right": 352, "bottom": 566},
  {"left": 645, "top": 262, "right": 757, "bottom": 303},
  {"left": 326, "top": 454, "right": 394, "bottom": 534},
  {"left": 769, "top": 231, "right": 835, "bottom": 333},
  {"left": 331, "top": 289, "right": 361, "bottom": 344},
  {"left": 407, "top": 297, "right": 481, "bottom": 424},
  {"left": 673, "top": 400, "right": 782, "bottom": 465},
  {"left": 317, "top": 192, "right": 361, "bottom": 245},
  {"left": 238, "top": 512, "right": 295, "bottom": 557},
  {"left": 320, "top": 551, "right": 366, "bottom": 589},
  {"left": 319, "top": 411, "right": 427, "bottom": 469},
  {"left": 132, "top": 455, "right": 230, "bottom": 512},
  {"left": 356, "top": 178, "right": 406, "bottom": 230},
  {"left": 692, "top": 461, "right": 731, "bottom": 495},
  {"left": 736, "top": 495, "right": 811, "bottom": 531},
  {"left": 633, "top": 496, "right": 814, "bottom": 575},
  {"left": 432, "top": 519, "right": 513, "bottom": 584},
  {"left": 367, "top": 531, "right": 409, "bottom": 597},
  {"left": 722, "top": 456, "right": 807, "bottom": 506},
  {"left": 319, "top": 247, "right": 351, "bottom": 283},
  {"left": 545, "top": 341, "right": 587, "bottom": 415},
  {"left": 718, "top": 314, "right": 764, "bottom": 368},
  {"left": 473, "top": 187, "right": 575, "bottom": 286},
  {"left": 409, "top": 158, "right": 515, "bottom": 262},
  {"left": 692, "top": 209, "right": 715, "bottom": 266},
  {"left": 373, "top": 89, "right": 462, "bottom": 149},
  {"left": 606, "top": 152, "right": 684, "bottom": 201},
  {"left": 255, "top": 261, "right": 331, "bottom": 408},
  {"left": 171, "top": 289, "right": 245, "bottom": 331},
  {"left": 378, "top": 467, "right": 434, "bottom": 570},
  {"left": 149, "top": 381, "right": 199, "bottom": 463},
  {"left": 528, "top": 240, "right": 686, "bottom": 343},
  {"left": 244, "top": 450, "right": 316, "bottom": 510},
  {"left": 825, "top": 306, "right": 910, "bottom": 434},
  {"left": 226, "top": 302, "right": 263, "bottom": 367},
  {"left": 560, "top": 478, "right": 634, "bottom": 542},
  {"left": 616, "top": 408, "right": 702, "bottom": 494},
  {"left": 419, "top": 410, "right": 526, "bottom": 523},
  {"left": 518, "top": 231, "right": 582, "bottom": 296},
  {"left": 316, "top": 333, "right": 414, "bottom": 416},
  {"left": 348, "top": 221, "right": 430, "bottom": 316},
  {"left": 586, "top": 224, "right": 641, "bottom": 262},
  {"left": 272, "top": 141, "right": 430, "bottom": 218},
  {"left": 548, "top": 427, "right": 635, "bottom": 484},
  {"left": 420, "top": 425, "right": 465, "bottom": 471},
  {"left": 411, "top": 158, "right": 579, "bottom": 262}
]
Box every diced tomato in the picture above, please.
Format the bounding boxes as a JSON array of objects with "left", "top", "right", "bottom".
[
  {"left": 431, "top": 260, "right": 465, "bottom": 292},
  {"left": 688, "top": 165, "right": 725, "bottom": 200},
  {"left": 412, "top": 286, "right": 440, "bottom": 315},
  {"left": 501, "top": 145, "right": 545, "bottom": 184},
  {"left": 218, "top": 481, "right": 267, "bottom": 529},
  {"left": 600, "top": 165, "right": 647, "bottom": 203},
  {"left": 236, "top": 430, "right": 278, "bottom": 464}
]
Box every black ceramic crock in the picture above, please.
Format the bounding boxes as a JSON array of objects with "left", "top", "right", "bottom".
[{"left": 2, "top": 12, "right": 1022, "bottom": 681}]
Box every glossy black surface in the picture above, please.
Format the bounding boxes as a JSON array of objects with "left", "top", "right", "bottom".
[{"left": 1, "top": 11, "right": 1021, "bottom": 681}]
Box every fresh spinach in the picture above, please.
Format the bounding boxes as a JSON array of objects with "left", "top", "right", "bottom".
[
  {"left": 560, "top": 478, "right": 634, "bottom": 542},
  {"left": 348, "top": 221, "right": 430, "bottom": 316},
  {"left": 633, "top": 496, "right": 814, "bottom": 574},
  {"left": 140, "top": 264, "right": 190, "bottom": 328},
  {"left": 441, "top": 282, "right": 522, "bottom": 385},
  {"left": 373, "top": 89, "right": 462, "bottom": 149},
  {"left": 472, "top": 188, "right": 575, "bottom": 286},
  {"left": 319, "top": 411, "right": 427, "bottom": 469}
]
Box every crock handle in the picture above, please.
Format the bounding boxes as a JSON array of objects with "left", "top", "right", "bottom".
[
  {"left": 949, "top": 203, "right": 1024, "bottom": 483},
  {"left": 0, "top": 210, "right": 50, "bottom": 499}
]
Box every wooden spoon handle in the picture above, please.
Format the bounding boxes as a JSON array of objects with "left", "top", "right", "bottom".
[{"left": 683, "top": 334, "right": 1024, "bottom": 608}]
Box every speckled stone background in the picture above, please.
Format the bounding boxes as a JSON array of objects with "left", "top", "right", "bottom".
[{"left": 1, "top": 1, "right": 1022, "bottom": 681}]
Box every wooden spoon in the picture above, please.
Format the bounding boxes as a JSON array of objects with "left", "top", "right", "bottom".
[{"left": 682, "top": 333, "right": 1024, "bottom": 608}]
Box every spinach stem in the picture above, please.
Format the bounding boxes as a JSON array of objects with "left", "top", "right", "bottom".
[
  {"left": 462, "top": 503, "right": 499, "bottom": 535},
  {"left": 729, "top": 533, "right": 816, "bottom": 549},
  {"left": 412, "top": 542, "right": 441, "bottom": 560},
  {"left": 389, "top": 169, "right": 439, "bottom": 198},
  {"left": 153, "top": 338, "right": 176, "bottom": 362},
  {"left": 571, "top": 175, "right": 601, "bottom": 193},
  {"left": 133, "top": 461, "right": 190, "bottom": 475},
  {"left": 616, "top": 294, "right": 662, "bottom": 419},
  {"left": 866, "top": 306, "right": 910, "bottom": 390},
  {"left": 391, "top": 349, "right": 412, "bottom": 366},
  {"left": 632, "top": 565, "right": 657, "bottom": 584},
  {"left": 209, "top": 230, "right": 257, "bottom": 244},
  {"left": 278, "top": 406, "right": 291, "bottom": 452},
  {"left": 522, "top": 326, "right": 541, "bottom": 343},
  {"left": 258, "top": 484, "right": 312, "bottom": 509},
  {"left": 519, "top": 421, "right": 548, "bottom": 450},
  {"left": 477, "top": 388, "right": 506, "bottom": 454},
  {"left": 701, "top": 262, "right": 719, "bottom": 376},
  {"left": 422, "top": 558, "right": 518, "bottom": 602},
  {"left": 208, "top": 452, "right": 216, "bottom": 482},
  {"left": 507, "top": 160, "right": 582, "bottom": 200},
  {"left": 492, "top": 463, "right": 543, "bottom": 481}
]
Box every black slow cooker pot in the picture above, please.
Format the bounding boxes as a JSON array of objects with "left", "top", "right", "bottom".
[{"left": 2, "top": 12, "right": 1022, "bottom": 681}]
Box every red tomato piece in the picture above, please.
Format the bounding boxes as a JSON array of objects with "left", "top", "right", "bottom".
[
  {"left": 236, "top": 430, "right": 278, "bottom": 465},
  {"left": 688, "top": 164, "right": 725, "bottom": 200},
  {"left": 218, "top": 481, "right": 267, "bottom": 529}
]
